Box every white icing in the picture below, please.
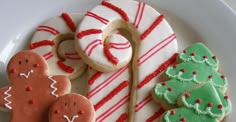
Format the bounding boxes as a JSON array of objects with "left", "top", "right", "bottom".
[
  {"left": 19, "top": 70, "right": 33, "bottom": 79},
  {"left": 4, "top": 87, "right": 12, "bottom": 110},
  {"left": 30, "top": 13, "right": 86, "bottom": 80},
  {"left": 48, "top": 76, "right": 58, "bottom": 98},
  {"left": 63, "top": 115, "right": 79, "bottom": 122},
  {"left": 79, "top": 0, "right": 178, "bottom": 121}
]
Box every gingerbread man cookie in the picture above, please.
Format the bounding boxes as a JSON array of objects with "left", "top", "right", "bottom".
[
  {"left": 49, "top": 93, "right": 95, "bottom": 122},
  {"left": 0, "top": 50, "right": 71, "bottom": 122}
]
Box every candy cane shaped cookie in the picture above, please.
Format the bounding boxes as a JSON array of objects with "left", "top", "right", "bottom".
[
  {"left": 76, "top": 0, "right": 178, "bottom": 121},
  {"left": 30, "top": 13, "right": 86, "bottom": 80}
]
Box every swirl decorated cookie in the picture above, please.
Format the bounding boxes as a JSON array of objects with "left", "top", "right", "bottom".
[{"left": 49, "top": 93, "right": 95, "bottom": 122}]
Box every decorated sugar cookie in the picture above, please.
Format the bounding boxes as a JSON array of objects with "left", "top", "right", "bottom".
[
  {"left": 153, "top": 43, "right": 228, "bottom": 109},
  {"left": 0, "top": 50, "right": 71, "bottom": 122},
  {"left": 77, "top": 0, "right": 178, "bottom": 121},
  {"left": 49, "top": 93, "right": 95, "bottom": 122},
  {"left": 30, "top": 13, "right": 87, "bottom": 80}
]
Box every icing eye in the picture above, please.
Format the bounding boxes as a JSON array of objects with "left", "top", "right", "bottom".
[
  {"left": 74, "top": 102, "right": 76, "bottom": 106},
  {"left": 19, "top": 61, "right": 22, "bottom": 64},
  {"left": 25, "top": 59, "right": 29, "bottom": 63},
  {"left": 64, "top": 102, "right": 67, "bottom": 106}
]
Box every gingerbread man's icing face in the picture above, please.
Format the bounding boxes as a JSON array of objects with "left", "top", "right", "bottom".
[
  {"left": 7, "top": 51, "right": 48, "bottom": 83},
  {"left": 49, "top": 93, "right": 95, "bottom": 122}
]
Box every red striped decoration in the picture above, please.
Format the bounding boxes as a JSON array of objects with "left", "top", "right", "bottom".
[
  {"left": 140, "top": 15, "right": 164, "bottom": 40},
  {"left": 86, "top": 11, "right": 109, "bottom": 25},
  {"left": 104, "top": 45, "right": 119, "bottom": 65},
  {"left": 146, "top": 108, "right": 165, "bottom": 122},
  {"left": 29, "top": 40, "right": 54, "bottom": 49},
  {"left": 137, "top": 53, "right": 178, "bottom": 89},
  {"left": 57, "top": 60, "right": 74, "bottom": 73},
  {"left": 77, "top": 29, "right": 102, "bottom": 39},
  {"left": 96, "top": 94, "right": 130, "bottom": 122},
  {"left": 101, "top": 1, "right": 129, "bottom": 22},
  {"left": 87, "top": 65, "right": 128, "bottom": 99},
  {"left": 94, "top": 80, "right": 129, "bottom": 111},
  {"left": 138, "top": 34, "right": 176, "bottom": 66},
  {"left": 133, "top": 2, "right": 145, "bottom": 28},
  {"left": 61, "top": 13, "right": 76, "bottom": 32},
  {"left": 43, "top": 51, "right": 53, "bottom": 60},
  {"left": 83, "top": 40, "right": 102, "bottom": 56},
  {"left": 88, "top": 72, "right": 103, "bottom": 85},
  {"left": 110, "top": 42, "right": 131, "bottom": 50},
  {"left": 116, "top": 113, "right": 128, "bottom": 122},
  {"left": 135, "top": 94, "right": 152, "bottom": 112},
  {"left": 36, "top": 25, "right": 60, "bottom": 35}
]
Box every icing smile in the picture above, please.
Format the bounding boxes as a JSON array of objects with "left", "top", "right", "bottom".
[
  {"left": 63, "top": 115, "right": 79, "bottom": 122},
  {"left": 19, "top": 70, "right": 33, "bottom": 79}
]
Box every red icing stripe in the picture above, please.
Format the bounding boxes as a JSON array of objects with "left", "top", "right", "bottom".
[
  {"left": 88, "top": 43, "right": 101, "bottom": 56},
  {"left": 137, "top": 53, "right": 178, "bottom": 89},
  {"left": 96, "top": 94, "right": 130, "bottom": 122},
  {"left": 104, "top": 45, "right": 119, "bottom": 65},
  {"left": 140, "top": 15, "right": 164, "bottom": 40},
  {"left": 88, "top": 72, "right": 103, "bottom": 85},
  {"left": 110, "top": 42, "right": 131, "bottom": 50},
  {"left": 138, "top": 34, "right": 176, "bottom": 66},
  {"left": 135, "top": 94, "right": 152, "bottom": 112},
  {"left": 86, "top": 11, "right": 109, "bottom": 25},
  {"left": 87, "top": 65, "right": 128, "bottom": 99},
  {"left": 146, "top": 108, "right": 165, "bottom": 122},
  {"left": 101, "top": 1, "right": 129, "bottom": 22},
  {"left": 43, "top": 52, "right": 53, "bottom": 60},
  {"left": 94, "top": 80, "right": 129, "bottom": 111},
  {"left": 61, "top": 13, "right": 76, "bottom": 32},
  {"left": 133, "top": 2, "right": 145, "bottom": 28},
  {"left": 77, "top": 29, "right": 102, "bottom": 39},
  {"left": 57, "top": 60, "right": 74, "bottom": 73},
  {"left": 84, "top": 39, "right": 101, "bottom": 54},
  {"left": 111, "top": 44, "right": 131, "bottom": 50},
  {"left": 116, "top": 113, "right": 128, "bottom": 122},
  {"left": 36, "top": 26, "right": 60, "bottom": 35},
  {"left": 64, "top": 52, "right": 78, "bottom": 56},
  {"left": 29, "top": 40, "right": 55, "bottom": 49}
]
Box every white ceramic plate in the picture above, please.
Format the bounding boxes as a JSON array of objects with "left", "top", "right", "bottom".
[{"left": 0, "top": 0, "right": 235, "bottom": 121}]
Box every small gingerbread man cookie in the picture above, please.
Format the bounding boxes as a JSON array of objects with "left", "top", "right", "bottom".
[
  {"left": 49, "top": 93, "right": 95, "bottom": 122},
  {"left": 0, "top": 50, "right": 71, "bottom": 122}
]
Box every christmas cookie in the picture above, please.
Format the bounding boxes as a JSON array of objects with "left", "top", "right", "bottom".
[
  {"left": 49, "top": 93, "right": 95, "bottom": 122},
  {"left": 152, "top": 43, "right": 228, "bottom": 109},
  {"left": 0, "top": 50, "right": 71, "bottom": 122},
  {"left": 76, "top": 0, "right": 178, "bottom": 121},
  {"left": 30, "top": 13, "right": 87, "bottom": 80}
]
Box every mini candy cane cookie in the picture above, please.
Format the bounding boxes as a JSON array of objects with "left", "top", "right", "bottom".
[
  {"left": 30, "top": 13, "right": 86, "bottom": 80},
  {"left": 49, "top": 93, "right": 95, "bottom": 122},
  {"left": 76, "top": 0, "right": 178, "bottom": 121}
]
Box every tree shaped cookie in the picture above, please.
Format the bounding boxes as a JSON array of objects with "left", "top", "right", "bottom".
[
  {"left": 49, "top": 93, "right": 95, "bottom": 122},
  {"left": 0, "top": 50, "right": 71, "bottom": 122},
  {"left": 160, "top": 82, "right": 228, "bottom": 122},
  {"left": 152, "top": 43, "right": 229, "bottom": 109}
]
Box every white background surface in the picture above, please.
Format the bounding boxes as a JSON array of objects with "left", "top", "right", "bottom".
[{"left": 0, "top": 0, "right": 236, "bottom": 122}]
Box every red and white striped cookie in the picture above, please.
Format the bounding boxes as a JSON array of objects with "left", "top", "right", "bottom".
[
  {"left": 30, "top": 13, "right": 87, "bottom": 80},
  {"left": 76, "top": 0, "right": 178, "bottom": 121}
]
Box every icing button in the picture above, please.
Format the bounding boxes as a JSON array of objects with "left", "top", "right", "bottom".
[
  {"left": 218, "top": 104, "right": 223, "bottom": 109},
  {"left": 180, "top": 69, "right": 185, "bottom": 73},
  {"left": 196, "top": 99, "right": 202, "bottom": 103},
  {"left": 183, "top": 50, "right": 187, "bottom": 54},
  {"left": 168, "top": 87, "right": 173, "bottom": 91},
  {"left": 173, "top": 64, "right": 177, "bottom": 68},
  {"left": 221, "top": 75, "right": 225, "bottom": 79},
  {"left": 34, "top": 63, "right": 40, "bottom": 67},
  {"left": 224, "top": 96, "right": 229, "bottom": 99},
  {"left": 181, "top": 118, "right": 186, "bottom": 122},
  {"left": 79, "top": 110, "right": 85, "bottom": 114},
  {"left": 185, "top": 93, "right": 190, "bottom": 98},
  {"left": 203, "top": 55, "right": 208, "bottom": 59},
  {"left": 26, "top": 86, "right": 33, "bottom": 91},
  {"left": 29, "top": 99, "right": 35, "bottom": 104},
  {"left": 55, "top": 109, "right": 60, "bottom": 114},
  {"left": 161, "top": 82, "right": 166, "bottom": 86},
  {"left": 193, "top": 71, "right": 197, "bottom": 75},
  {"left": 191, "top": 53, "right": 195, "bottom": 56},
  {"left": 170, "top": 110, "right": 175, "bottom": 115},
  {"left": 212, "top": 56, "right": 217, "bottom": 60},
  {"left": 208, "top": 102, "right": 213, "bottom": 107},
  {"left": 11, "top": 69, "right": 17, "bottom": 73},
  {"left": 208, "top": 75, "right": 213, "bottom": 79}
]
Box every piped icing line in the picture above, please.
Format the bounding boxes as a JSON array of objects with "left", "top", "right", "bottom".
[
  {"left": 83, "top": 39, "right": 102, "bottom": 56},
  {"left": 4, "top": 86, "right": 12, "bottom": 110},
  {"left": 135, "top": 94, "right": 152, "bottom": 112},
  {"left": 87, "top": 65, "right": 128, "bottom": 99},
  {"left": 133, "top": 2, "right": 145, "bottom": 28},
  {"left": 137, "top": 53, "right": 178, "bottom": 89},
  {"left": 88, "top": 72, "right": 103, "bottom": 85},
  {"left": 61, "top": 13, "right": 76, "bottom": 32},
  {"left": 94, "top": 80, "right": 129, "bottom": 111},
  {"left": 116, "top": 113, "right": 128, "bottom": 122},
  {"left": 36, "top": 25, "right": 60, "bottom": 35},
  {"left": 138, "top": 34, "right": 176, "bottom": 66},
  {"left": 57, "top": 60, "right": 74, "bottom": 73},
  {"left": 48, "top": 76, "right": 58, "bottom": 97},
  {"left": 104, "top": 45, "right": 119, "bottom": 65},
  {"left": 165, "top": 68, "right": 227, "bottom": 88},
  {"left": 77, "top": 29, "right": 102, "bottom": 39},
  {"left": 140, "top": 14, "right": 164, "bottom": 40},
  {"left": 63, "top": 115, "right": 79, "bottom": 122},
  {"left": 43, "top": 51, "right": 54, "bottom": 60},
  {"left": 146, "top": 108, "right": 165, "bottom": 122},
  {"left": 96, "top": 94, "right": 130, "bottom": 122},
  {"left": 110, "top": 42, "right": 131, "bottom": 50},
  {"left": 86, "top": 11, "right": 109, "bottom": 25},
  {"left": 181, "top": 95, "right": 224, "bottom": 118},
  {"left": 179, "top": 52, "right": 219, "bottom": 67},
  {"left": 101, "top": 1, "right": 129, "bottom": 22},
  {"left": 19, "top": 70, "right": 33, "bottom": 79},
  {"left": 163, "top": 110, "right": 172, "bottom": 122},
  {"left": 29, "top": 40, "right": 55, "bottom": 49},
  {"left": 154, "top": 84, "right": 176, "bottom": 104}
]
